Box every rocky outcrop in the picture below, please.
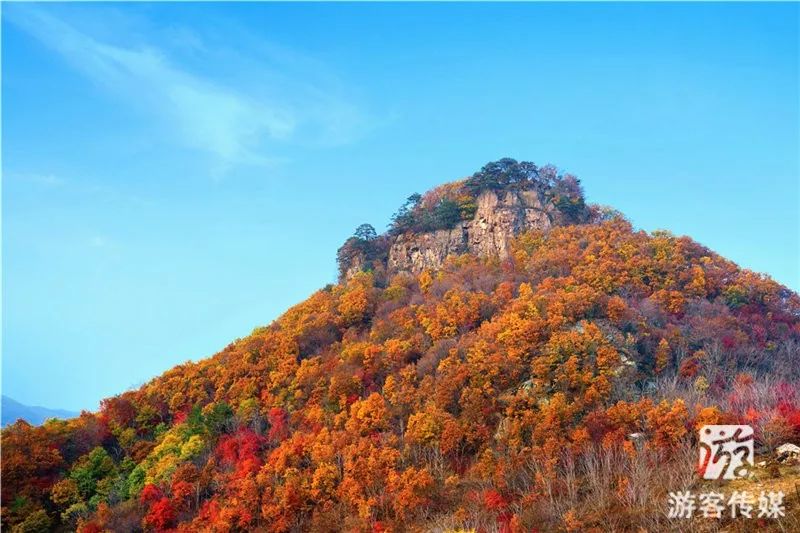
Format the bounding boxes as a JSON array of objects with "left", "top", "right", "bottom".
[
  {"left": 776, "top": 443, "right": 800, "bottom": 464},
  {"left": 340, "top": 187, "right": 557, "bottom": 281},
  {"left": 342, "top": 252, "right": 368, "bottom": 281},
  {"left": 387, "top": 188, "right": 553, "bottom": 274}
]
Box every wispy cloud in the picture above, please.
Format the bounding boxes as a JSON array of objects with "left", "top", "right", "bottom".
[
  {"left": 8, "top": 172, "right": 66, "bottom": 187},
  {"left": 7, "top": 5, "right": 369, "bottom": 171}
]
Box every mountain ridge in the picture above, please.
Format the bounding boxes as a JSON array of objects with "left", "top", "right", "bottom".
[
  {"left": 3, "top": 159, "right": 799, "bottom": 532},
  {"left": 1, "top": 396, "right": 78, "bottom": 427}
]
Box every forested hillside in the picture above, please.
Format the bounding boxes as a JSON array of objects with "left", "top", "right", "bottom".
[{"left": 3, "top": 161, "right": 799, "bottom": 532}]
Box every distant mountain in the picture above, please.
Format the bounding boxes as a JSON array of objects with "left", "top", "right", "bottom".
[{"left": 1, "top": 395, "right": 78, "bottom": 427}]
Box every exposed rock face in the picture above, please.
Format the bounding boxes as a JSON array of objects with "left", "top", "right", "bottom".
[
  {"left": 343, "top": 252, "right": 368, "bottom": 280},
  {"left": 337, "top": 159, "right": 594, "bottom": 281},
  {"left": 776, "top": 443, "right": 800, "bottom": 464},
  {"left": 380, "top": 187, "right": 554, "bottom": 276},
  {"left": 387, "top": 189, "right": 552, "bottom": 274}
]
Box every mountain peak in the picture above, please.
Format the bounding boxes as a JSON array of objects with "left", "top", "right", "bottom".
[
  {"left": 5, "top": 158, "right": 799, "bottom": 533},
  {"left": 1, "top": 396, "right": 78, "bottom": 427},
  {"left": 337, "top": 158, "right": 596, "bottom": 281}
]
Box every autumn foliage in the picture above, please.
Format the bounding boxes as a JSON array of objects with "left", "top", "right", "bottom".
[{"left": 3, "top": 164, "right": 799, "bottom": 532}]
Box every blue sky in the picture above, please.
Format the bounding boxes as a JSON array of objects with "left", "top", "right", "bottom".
[{"left": 3, "top": 2, "right": 798, "bottom": 412}]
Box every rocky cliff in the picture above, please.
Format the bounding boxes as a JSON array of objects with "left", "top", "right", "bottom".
[
  {"left": 337, "top": 159, "right": 590, "bottom": 281},
  {"left": 386, "top": 187, "right": 554, "bottom": 275}
]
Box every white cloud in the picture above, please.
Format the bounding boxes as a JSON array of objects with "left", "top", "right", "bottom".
[
  {"left": 8, "top": 172, "right": 66, "bottom": 187},
  {"left": 7, "top": 6, "right": 368, "bottom": 170}
]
